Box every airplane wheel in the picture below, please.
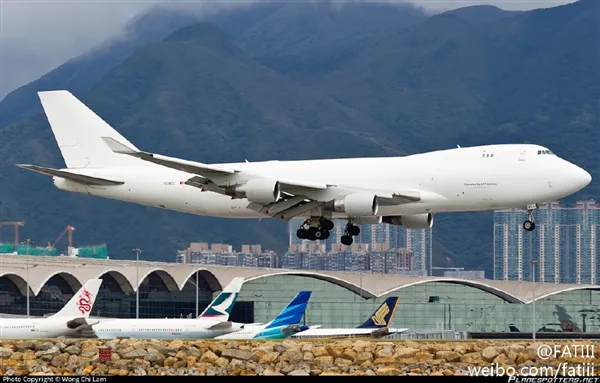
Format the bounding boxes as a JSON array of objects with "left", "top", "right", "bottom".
[
  {"left": 297, "top": 229, "right": 307, "bottom": 239},
  {"left": 314, "top": 229, "right": 324, "bottom": 240},
  {"left": 523, "top": 220, "right": 536, "bottom": 231},
  {"left": 321, "top": 219, "right": 334, "bottom": 231},
  {"left": 320, "top": 230, "right": 330, "bottom": 240},
  {"left": 341, "top": 235, "right": 353, "bottom": 246},
  {"left": 348, "top": 225, "right": 360, "bottom": 236},
  {"left": 307, "top": 227, "right": 319, "bottom": 241}
]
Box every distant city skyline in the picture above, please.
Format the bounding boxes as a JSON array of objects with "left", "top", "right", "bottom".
[
  {"left": 288, "top": 219, "right": 433, "bottom": 275},
  {"left": 494, "top": 200, "right": 599, "bottom": 285}
]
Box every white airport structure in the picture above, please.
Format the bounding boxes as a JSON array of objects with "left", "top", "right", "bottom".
[{"left": 1, "top": 254, "right": 600, "bottom": 334}]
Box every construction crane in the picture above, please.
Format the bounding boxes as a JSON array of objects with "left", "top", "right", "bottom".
[
  {"left": 49, "top": 225, "right": 75, "bottom": 250},
  {"left": 0, "top": 221, "right": 25, "bottom": 245}
]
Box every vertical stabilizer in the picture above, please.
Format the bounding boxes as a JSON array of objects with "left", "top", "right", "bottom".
[
  {"left": 263, "top": 291, "right": 312, "bottom": 330},
  {"left": 37, "top": 90, "right": 147, "bottom": 169},
  {"left": 51, "top": 279, "right": 103, "bottom": 318},
  {"left": 357, "top": 297, "right": 399, "bottom": 329},
  {"left": 199, "top": 277, "right": 244, "bottom": 321}
]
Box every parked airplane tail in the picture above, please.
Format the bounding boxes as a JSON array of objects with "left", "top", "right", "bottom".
[
  {"left": 198, "top": 277, "right": 244, "bottom": 321},
  {"left": 36, "top": 90, "right": 146, "bottom": 169},
  {"left": 357, "top": 296, "right": 399, "bottom": 329},
  {"left": 263, "top": 291, "right": 312, "bottom": 330},
  {"left": 51, "top": 279, "right": 103, "bottom": 318}
]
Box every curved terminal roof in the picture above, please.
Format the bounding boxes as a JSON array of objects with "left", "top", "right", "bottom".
[{"left": 0, "top": 254, "right": 598, "bottom": 304}]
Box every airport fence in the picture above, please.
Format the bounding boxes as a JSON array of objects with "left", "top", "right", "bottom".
[{"left": 387, "top": 330, "right": 468, "bottom": 340}]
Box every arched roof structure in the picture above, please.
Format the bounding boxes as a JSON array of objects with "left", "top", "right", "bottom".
[
  {"left": 95, "top": 270, "right": 135, "bottom": 293},
  {"left": 0, "top": 271, "right": 32, "bottom": 297},
  {"left": 34, "top": 270, "right": 82, "bottom": 295},
  {"left": 0, "top": 254, "right": 599, "bottom": 303}
]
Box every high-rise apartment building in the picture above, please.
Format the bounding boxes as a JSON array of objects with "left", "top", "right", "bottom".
[
  {"left": 287, "top": 219, "right": 433, "bottom": 275},
  {"left": 494, "top": 200, "right": 600, "bottom": 284}
]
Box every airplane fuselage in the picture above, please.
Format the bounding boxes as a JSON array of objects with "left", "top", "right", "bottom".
[
  {"left": 90, "top": 318, "right": 243, "bottom": 339},
  {"left": 0, "top": 318, "right": 80, "bottom": 339},
  {"left": 214, "top": 324, "right": 295, "bottom": 340},
  {"left": 290, "top": 327, "right": 408, "bottom": 339},
  {"left": 52, "top": 144, "right": 591, "bottom": 220}
]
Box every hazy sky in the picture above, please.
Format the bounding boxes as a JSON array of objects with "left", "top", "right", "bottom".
[{"left": 0, "top": 0, "right": 578, "bottom": 100}]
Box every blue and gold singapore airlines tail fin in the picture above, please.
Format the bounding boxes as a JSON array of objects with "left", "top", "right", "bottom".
[
  {"left": 253, "top": 291, "right": 312, "bottom": 340},
  {"left": 357, "top": 296, "right": 400, "bottom": 329}
]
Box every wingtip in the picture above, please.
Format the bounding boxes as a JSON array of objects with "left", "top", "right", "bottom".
[{"left": 101, "top": 136, "right": 137, "bottom": 154}]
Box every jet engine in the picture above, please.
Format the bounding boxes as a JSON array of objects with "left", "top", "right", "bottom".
[
  {"left": 326, "top": 193, "right": 379, "bottom": 216},
  {"left": 383, "top": 213, "right": 434, "bottom": 229},
  {"left": 225, "top": 178, "right": 281, "bottom": 204}
]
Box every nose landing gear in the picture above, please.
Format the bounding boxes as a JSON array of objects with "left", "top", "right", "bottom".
[{"left": 523, "top": 204, "right": 538, "bottom": 231}]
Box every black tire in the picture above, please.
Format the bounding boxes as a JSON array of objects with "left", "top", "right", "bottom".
[
  {"left": 320, "top": 230, "right": 330, "bottom": 240},
  {"left": 321, "top": 220, "right": 334, "bottom": 231},
  {"left": 307, "top": 227, "right": 319, "bottom": 241},
  {"left": 523, "top": 220, "right": 536, "bottom": 231},
  {"left": 296, "top": 229, "right": 307, "bottom": 239},
  {"left": 341, "top": 235, "right": 353, "bottom": 246},
  {"left": 348, "top": 225, "right": 360, "bottom": 236}
]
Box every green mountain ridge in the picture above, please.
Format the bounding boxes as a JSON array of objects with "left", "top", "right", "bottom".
[{"left": 0, "top": 20, "right": 411, "bottom": 262}]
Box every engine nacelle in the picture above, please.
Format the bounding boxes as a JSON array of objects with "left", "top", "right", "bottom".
[
  {"left": 353, "top": 216, "right": 382, "bottom": 225},
  {"left": 225, "top": 178, "right": 281, "bottom": 204},
  {"left": 326, "top": 193, "right": 379, "bottom": 216},
  {"left": 383, "top": 213, "right": 434, "bottom": 229}
]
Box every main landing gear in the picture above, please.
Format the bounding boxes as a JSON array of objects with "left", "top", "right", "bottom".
[
  {"left": 296, "top": 218, "right": 361, "bottom": 244},
  {"left": 297, "top": 218, "right": 334, "bottom": 241},
  {"left": 523, "top": 204, "right": 538, "bottom": 232},
  {"left": 341, "top": 222, "right": 360, "bottom": 246}
]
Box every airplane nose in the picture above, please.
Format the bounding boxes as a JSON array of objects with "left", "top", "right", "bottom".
[
  {"left": 582, "top": 168, "right": 592, "bottom": 187},
  {"left": 569, "top": 164, "right": 592, "bottom": 189}
]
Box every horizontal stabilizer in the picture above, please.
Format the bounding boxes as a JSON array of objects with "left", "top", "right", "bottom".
[
  {"left": 207, "top": 321, "right": 233, "bottom": 330},
  {"left": 16, "top": 164, "right": 124, "bottom": 186},
  {"left": 67, "top": 317, "right": 100, "bottom": 330}
]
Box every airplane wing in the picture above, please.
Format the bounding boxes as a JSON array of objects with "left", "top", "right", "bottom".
[
  {"left": 16, "top": 164, "right": 124, "bottom": 186},
  {"left": 101, "top": 137, "right": 424, "bottom": 220}
]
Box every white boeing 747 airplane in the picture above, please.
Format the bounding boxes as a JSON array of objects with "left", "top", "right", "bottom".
[
  {"left": 86, "top": 277, "right": 245, "bottom": 339},
  {"left": 0, "top": 279, "right": 103, "bottom": 339},
  {"left": 18, "top": 91, "right": 592, "bottom": 245}
]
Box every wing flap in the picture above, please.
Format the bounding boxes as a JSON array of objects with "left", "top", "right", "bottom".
[
  {"left": 278, "top": 178, "right": 328, "bottom": 190},
  {"left": 274, "top": 201, "right": 320, "bottom": 220},
  {"left": 16, "top": 164, "right": 124, "bottom": 186},
  {"left": 376, "top": 191, "right": 422, "bottom": 205}
]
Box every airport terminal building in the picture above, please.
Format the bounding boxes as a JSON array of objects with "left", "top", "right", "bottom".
[{"left": 1, "top": 254, "right": 599, "bottom": 334}]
